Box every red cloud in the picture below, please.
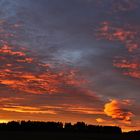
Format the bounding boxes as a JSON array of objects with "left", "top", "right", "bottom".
[
  {"left": 0, "top": 44, "right": 88, "bottom": 94},
  {"left": 96, "top": 21, "right": 140, "bottom": 79},
  {"left": 97, "top": 21, "right": 139, "bottom": 52},
  {"left": 113, "top": 57, "right": 140, "bottom": 79},
  {"left": 0, "top": 21, "right": 89, "bottom": 95}
]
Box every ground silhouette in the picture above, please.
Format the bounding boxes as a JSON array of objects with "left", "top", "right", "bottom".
[{"left": 0, "top": 121, "right": 139, "bottom": 140}]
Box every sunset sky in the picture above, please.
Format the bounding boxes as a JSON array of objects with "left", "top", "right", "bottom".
[{"left": 0, "top": 0, "right": 140, "bottom": 132}]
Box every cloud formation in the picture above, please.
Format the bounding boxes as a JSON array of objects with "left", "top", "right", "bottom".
[
  {"left": 104, "top": 99, "right": 133, "bottom": 124},
  {"left": 96, "top": 7, "right": 140, "bottom": 80},
  {"left": 0, "top": 21, "right": 88, "bottom": 95},
  {"left": 96, "top": 118, "right": 105, "bottom": 123}
]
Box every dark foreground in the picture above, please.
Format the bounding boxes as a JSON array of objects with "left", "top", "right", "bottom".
[
  {"left": 0, "top": 131, "right": 140, "bottom": 140},
  {"left": 0, "top": 121, "right": 139, "bottom": 140}
]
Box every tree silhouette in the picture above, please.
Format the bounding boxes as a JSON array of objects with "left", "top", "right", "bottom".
[{"left": 0, "top": 120, "right": 122, "bottom": 134}]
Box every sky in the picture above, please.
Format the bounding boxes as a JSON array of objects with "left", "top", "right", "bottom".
[{"left": 0, "top": 0, "right": 140, "bottom": 132}]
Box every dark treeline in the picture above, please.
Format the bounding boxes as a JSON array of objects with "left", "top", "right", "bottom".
[
  {"left": 0, "top": 121, "right": 140, "bottom": 140},
  {"left": 0, "top": 121, "right": 122, "bottom": 134}
]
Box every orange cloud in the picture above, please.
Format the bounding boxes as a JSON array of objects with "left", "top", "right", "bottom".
[
  {"left": 66, "top": 106, "right": 104, "bottom": 115},
  {"left": 96, "top": 118, "right": 105, "bottom": 123},
  {"left": 1, "top": 105, "right": 56, "bottom": 115},
  {"left": 104, "top": 99, "right": 133, "bottom": 124}
]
